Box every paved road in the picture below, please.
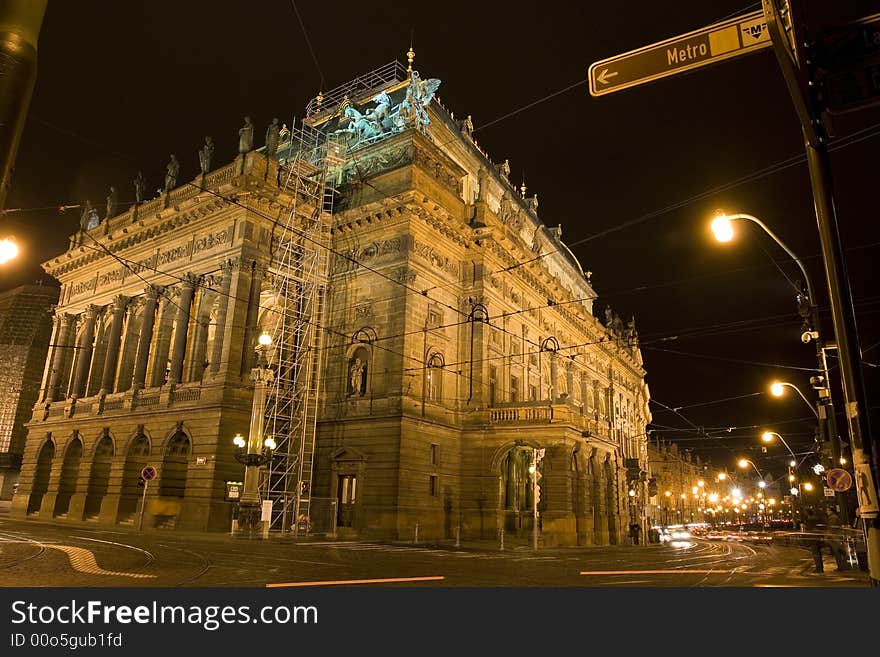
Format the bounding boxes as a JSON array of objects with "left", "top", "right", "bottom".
[{"left": 0, "top": 517, "right": 869, "bottom": 587}]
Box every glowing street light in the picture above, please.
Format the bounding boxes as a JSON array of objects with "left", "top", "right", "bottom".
[
  {"left": 769, "top": 381, "right": 819, "bottom": 418},
  {"left": 0, "top": 237, "right": 18, "bottom": 264}
]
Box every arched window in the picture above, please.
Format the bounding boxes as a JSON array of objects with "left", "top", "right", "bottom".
[{"left": 426, "top": 352, "right": 444, "bottom": 402}]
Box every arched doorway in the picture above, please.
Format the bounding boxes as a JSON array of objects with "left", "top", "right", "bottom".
[
  {"left": 27, "top": 439, "right": 55, "bottom": 515},
  {"left": 160, "top": 431, "right": 190, "bottom": 499},
  {"left": 500, "top": 445, "right": 543, "bottom": 537},
  {"left": 117, "top": 433, "right": 150, "bottom": 522},
  {"left": 53, "top": 436, "right": 83, "bottom": 517},
  {"left": 84, "top": 433, "right": 114, "bottom": 519}
]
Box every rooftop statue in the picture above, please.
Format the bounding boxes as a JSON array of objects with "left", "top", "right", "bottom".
[
  {"left": 134, "top": 171, "right": 147, "bottom": 204},
  {"left": 497, "top": 159, "right": 510, "bottom": 182},
  {"left": 164, "top": 154, "right": 180, "bottom": 192},
  {"left": 105, "top": 186, "right": 118, "bottom": 220},
  {"left": 199, "top": 136, "right": 215, "bottom": 174},
  {"left": 334, "top": 71, "right": 441, "bottom": 150},
  {"left": 239, "top": 116, "right": 254, "bottom": 153},
  {"left": 265, "top": 118, "right": 280, "bottom": 156},
  {"left": 80, "top": 200, "right": 99, "bottom": 231}
]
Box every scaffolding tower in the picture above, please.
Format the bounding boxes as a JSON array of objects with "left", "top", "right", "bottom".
[{"left": 263, "top": 121, "right": 343, "bottom": 534}]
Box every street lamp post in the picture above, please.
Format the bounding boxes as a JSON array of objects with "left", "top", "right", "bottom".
[
  {"left": 235, "top": 333, "right": 275, "bottom": 536},
  {"left": 769, "top": 383, "right": 849, "bottom": 523},
  {"left": 712, "top": 212, "right": 839, "bottom": 457}
]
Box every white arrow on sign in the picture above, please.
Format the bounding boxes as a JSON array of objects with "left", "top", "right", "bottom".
[{"left": 596, "top": 68, "right": 619, "bottom": 85}]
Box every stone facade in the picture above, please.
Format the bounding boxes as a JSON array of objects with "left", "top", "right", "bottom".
[
  {"left": 13, "top": 67, "right": 651, "bottom": 544},
  {"left": 11, "top": 152, "right": 305, "bottom": 531},
  {"left": 647, "top": 441, "right": 710, "bottom": 526},
  {"left": 0, "top": 284, "right": 59, "bottom": 499}
]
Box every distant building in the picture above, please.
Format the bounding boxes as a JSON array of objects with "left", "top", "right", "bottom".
[
  {"left": 13, "top": 58, "right": 651, "bottom": 544},
  {"left": 647, "top": 441, "right": 710, "bottom": 526},
  {"left": 0, "top": 284, "right": 59, "bottom": 499}
]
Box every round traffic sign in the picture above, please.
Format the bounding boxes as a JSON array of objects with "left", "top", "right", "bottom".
[
  {"left": 141, "top": 465, "right": 158, "bottom": 481},
  {"left": 826, "top": 468, "right": 852, "bottom": 492}
]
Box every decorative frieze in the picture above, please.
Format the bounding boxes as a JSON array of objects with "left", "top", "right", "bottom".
[{"left": 411, "top": 240, "right": 459, "bottom": 276}]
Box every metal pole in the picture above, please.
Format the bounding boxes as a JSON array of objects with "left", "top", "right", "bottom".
[
  {"left": 138, "top": 480, "right": 148, "bottom": 532},
  {"left": 764, "top": 0, "right": 880, "bottom": 585},
  {"left": 532, "top": 447, "right": 538, "bottom": 550}
]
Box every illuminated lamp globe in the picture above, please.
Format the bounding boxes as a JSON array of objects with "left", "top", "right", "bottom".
[
  {"left": 233, "top": 433, "right": 246, "bottom": 448},
  {"left": 0, "top": 237, "right": 19, "bottom": 264},
  {"left": 803, "top": 482, "right": 814, "bottom": 492},
  {"left": 258, "top": 332, "right": 273, "bottom": 347},
  {"left": 264, "top": 436, "right": 277, "bottom": 451},
  {"left": 770, "top": 381, "right": 785, "bottom": 397},
  {"left": 790, "top": 460, "right": 797, "bottom": 468},
  {"left": 738, "top": 459, "right": 749, "bottom": 469},
  {"left": 790, "top": 487, "right": 799, "bottom": 496},
  {"left": 711, "top": 212, "right": 735, "bottom": 242},
  {"left": 758, "top": 481, "right": 766, "bottom": 489}
]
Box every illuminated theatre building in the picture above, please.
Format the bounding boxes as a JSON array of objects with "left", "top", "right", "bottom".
[{"left": 13, "top": 57, "right": 651, "bottom": 545}]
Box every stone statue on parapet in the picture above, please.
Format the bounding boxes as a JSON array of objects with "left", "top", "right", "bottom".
[
  {"left": 80, "top": 200, "right": 99, "bottom": 231},
  {"left": 605, "top": 305, "right": 613, "bottom": 329},
  {"left": 279, "top": 123, "right": 290, "bottom": 142},
  {"left": 400, "top": 70, "right": 441, "bottom": 128},
  {"left": 105, "top": 186, "right": 118, "bottom": 220},
  {"left": 164, "top": 154, "right": 180, "bottom": 192},
  {"left": 239, "top": 116, "right": 254, "bottom": 153},
  {"left": 134, "top": 171, "right": 146, "bottom": 204},
  {"left": 497, "top": 159, "right": 510, "bottom": 182},
  {"left": 459, "top": 114, "right": 474, "bottom": 138},
  {"left": 265, "top": 118, "right": 280, "bottom": 156},
  {"left": 528, "top": 193, "right": 539, "bottom": 214},
  {"left": 199, "top": 136, "right": 215, "bottom": 174}
]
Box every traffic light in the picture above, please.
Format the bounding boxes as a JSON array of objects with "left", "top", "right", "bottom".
[
  {"left": 648, "top": 478, "right": 658, "bottom": 497},
  {"left": 625, "top": 458, "right": 640, "bottom": 482}
]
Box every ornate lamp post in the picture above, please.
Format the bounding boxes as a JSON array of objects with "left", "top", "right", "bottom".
[{"left": 235, "top": 332, "right": 275, "bottom": 535}]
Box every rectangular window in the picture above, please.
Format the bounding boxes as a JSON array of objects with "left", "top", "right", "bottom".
[
  {"left": 430, "top": 475, "right": 439, "bottom": 497},
  {"left": 510, "top": 375, "right": 519, "bottom": 403},
  {"left": 338, "top": 474, "right": 357, "bottom": 504},
  {"left": 427, "top": 309, "right": 441, "bottom": 328},
  {"left": 489, "top": 366, "right": 497, "bottom": 406},
  {"left": 529, "top": 384, "right": 538, "bottom": 402},
  {"left": 431, "top": 443, "right": 439, "bottom": 466}
]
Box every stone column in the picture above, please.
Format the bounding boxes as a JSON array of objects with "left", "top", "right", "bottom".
[
  {"left": 579, "top": 373, "right": 589, "bottom": 416},
  {"left": 168, "top": 273, "right": 198, "bottom": 385},
  {"left": 71, "top": 305, "right": 99, "bottom": 399},
  {"left": 47, "top": 313, "right": 75, "bottom": 402},
  {"left": 149, "top": 293, "right": 176, "bottom": 388},
  {"left": 549, "top": 351, "right": 558, "bottom": 401},
  {"left": 131, "top": 285, "right": 160, "bottom": 390},
  {"left": 209, "top": 259, "right": 234, "bottom": 375},
  {"left": 240, "top": 263, "right": 264, "bottom": 375},
  {"left": 100, "top": 295, "right": 129, "bottom": 394}
]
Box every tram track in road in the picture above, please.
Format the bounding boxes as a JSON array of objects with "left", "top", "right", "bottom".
[
  {"left": 155, "top": 543, "right": 214, "bottom": 587},
  {"left": 0, "top": 530, "right": 47, "bottom": 569}
]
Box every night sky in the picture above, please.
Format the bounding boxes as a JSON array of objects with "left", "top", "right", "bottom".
[{"left": 2, "top": 0, "right": 879, "bottom": 481}]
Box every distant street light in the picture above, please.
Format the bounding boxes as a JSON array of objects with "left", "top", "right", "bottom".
[
  {"left": 0, "top": 236, "right": 18, "bottom": 264},
  {"left": 737, "top": 458, "right": 766, "bottom": 489}
]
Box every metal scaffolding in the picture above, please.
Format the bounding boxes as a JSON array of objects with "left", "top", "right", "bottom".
[{"left": 263, "top": 121, "right": 343, "bottom": 533}]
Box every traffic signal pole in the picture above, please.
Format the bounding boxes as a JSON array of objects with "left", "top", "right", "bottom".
[{"left": 763, "top": 0, "right": 880, "bottom": 585}]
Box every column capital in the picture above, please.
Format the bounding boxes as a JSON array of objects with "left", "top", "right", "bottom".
[
  {"left": 145, "top": 283, "right": 162, "bottom": 300},
  {"left": 84, "top": 304, "right": 101, "bottom": 319},
  {"left": 181, "top": 272, "right": 200, "bottom": 288},
  {"left": 220, "top": 257, "right": 239, "bottom": 273},
  {"left": 112, "top": 294, "right": 130, "bottom": 311}
]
